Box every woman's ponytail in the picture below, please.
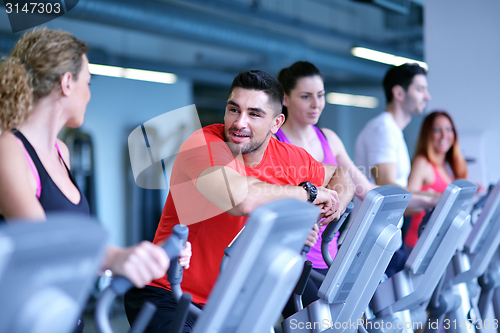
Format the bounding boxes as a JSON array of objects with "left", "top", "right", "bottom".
[{"left": 0, "top": 57, "right": 33, "bottom": 134}]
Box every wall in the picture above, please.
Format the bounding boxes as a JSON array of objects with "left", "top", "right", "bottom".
[
  {"left": 82, "top": 75, "right": 192, "bottom": 246},
  {"left": 425, "top": 0, "right": 500, "bottom": 186}
]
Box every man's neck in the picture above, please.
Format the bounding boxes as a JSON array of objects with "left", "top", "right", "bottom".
[{"left": 385, "top": 105, "right": 412, "bottom": 130}]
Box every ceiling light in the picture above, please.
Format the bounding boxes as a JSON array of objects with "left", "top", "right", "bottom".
[
  {"left": 326, "top": 92, "right": 379, "bottom": 109},
  {"left": 88, "top": 64, "right": 177, "bottom": 84},
  {"left": 351, "top": 47, "right": 428, "bottom": 70}
]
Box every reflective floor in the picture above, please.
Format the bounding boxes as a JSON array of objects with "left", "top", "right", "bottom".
[
  {"left": 82, "top": 296, "right": 130, "bottom": 333},
  {"left": 82, "top": 296, "right": 284, "bottom": 333}
]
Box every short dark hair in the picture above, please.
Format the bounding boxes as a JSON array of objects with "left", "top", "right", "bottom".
[
  {"left": 228, "top": 70, "right": 284, "bottom": 116},
  {"left": 383, "top": 63, "right": 427, "bottom": 104},
  {"left": 277, "top": 61, "right": 323, "bottom": 119}
]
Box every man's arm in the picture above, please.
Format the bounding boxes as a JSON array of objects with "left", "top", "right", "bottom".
[
  {"left": 371, "top": 162, "right": 438, "bottom": 210},
  {"left": 371, "top": 162, "right": 398, "bottom": 186},
  {"left": 196, "top": 166, "right": 308, "bottom": 216},
  {"left": 196, "top": 164, "right": 344, "bottom": 219}
]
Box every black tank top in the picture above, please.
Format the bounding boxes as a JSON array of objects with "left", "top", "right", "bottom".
[{"left": 0, "top": 131, "right": 90, "bottom": 219}]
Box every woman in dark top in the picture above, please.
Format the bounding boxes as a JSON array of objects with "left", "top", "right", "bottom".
[{"left": 0, "top": 28, "right": 191, "bottom": 292}]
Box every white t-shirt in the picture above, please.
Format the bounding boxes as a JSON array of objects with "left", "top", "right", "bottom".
[{"left": 355, "top": 112, "right": 411, "bottom": 187}]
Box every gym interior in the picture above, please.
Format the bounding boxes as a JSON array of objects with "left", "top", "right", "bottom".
[{"left": 1, "top": 1, "right": 499, "bottom": 332}]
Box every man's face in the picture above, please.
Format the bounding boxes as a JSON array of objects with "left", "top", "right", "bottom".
[
  {"left": 224, "top": 87, "right": 282, "bottom": 157},
  {"left": 403, "top": 74, "right": 431, "bottom": 116}
]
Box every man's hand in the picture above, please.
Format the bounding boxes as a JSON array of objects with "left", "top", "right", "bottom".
[
  {"left": 178, "top": 241, "right": 192, "bottom": 270},
  {"left": 313, "top": 186, "right": 342, "bottom": 227},
  {"left": 305, "top": 223, "right": 319, "bottom": 247}
]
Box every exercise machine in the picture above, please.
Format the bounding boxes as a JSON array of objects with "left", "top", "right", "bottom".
[
  {"left": 0, "top": 214, "right": 108, "bottom": 333},
  {"left": 165, "top": 198, "right": 321, "bottom": 333},
  {"left": 282, "top": 185, "right": 412, "bottom": 333},
  {"left": 422, "top": 180, "right": 500, "bottom": 332},
  {"left": 293, "top": 201, "right": 355, "bottom": 310},
  {"left": 367, "top": 179, "right": 477, "bottom": 333},
  {"left": 95, "top": 224, "right": 189, "bottom": 333},
  {"left": 190, "top": 198, "right": 320, "bottom": 333}
]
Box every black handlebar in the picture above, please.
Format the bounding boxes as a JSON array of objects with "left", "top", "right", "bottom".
[
  {"left": 302, "top": 201, "right": 354, "bottom": 255},
  {"left": 321, "top": 201, "right": 354, "bottom": 267},
  {"left": 95, "top": 224, "right": 189, "bottom": 333},
  {"left": 293, "top": 202, "right": 355, "bottom": 312},
  {"left": 293, "top": 261, "right": 313, "bottom": 312},
  {"left": 167, "top": 226, "right": 189, "bottom": 287}
]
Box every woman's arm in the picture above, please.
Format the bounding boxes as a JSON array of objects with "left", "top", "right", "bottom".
[
  {"left": 322, "top": 128, "right": 376, "bottom": 200},
  {"left": 407, "top": 155, "right": 433, "bottom": 193}
]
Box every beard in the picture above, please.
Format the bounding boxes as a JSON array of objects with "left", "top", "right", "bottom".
[
  {"left": 405, "top": 98, "right": 426, "bottom": 116},
  {"left": 224, "top": 126, "right": 269, "bottom": 155}
]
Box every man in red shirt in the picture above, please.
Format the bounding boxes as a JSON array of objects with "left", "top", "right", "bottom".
[{"left": 125, "top": 70, "right": 354, "bottom": 332}]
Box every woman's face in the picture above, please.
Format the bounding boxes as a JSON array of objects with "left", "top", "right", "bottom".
[
  {"left": 431, "top": 115, "right": 455, "bottom": 155},
  {"left": 283, "top": 75, "right": 325, "bottom": 125}
]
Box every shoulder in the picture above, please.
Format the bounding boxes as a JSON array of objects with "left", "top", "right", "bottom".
[
  {"left": 359, "top": 117, "right": 398, "bottom": 150},
  {"left": 320, "top": 127, "right": 345, "bottom": 156},
  {"left": 358, "top": 113, "right": 391, "bottom": 138},
  {"left": 270, "top": 136, "right": 303, "bottom": 153},
  {"left": 0, "top": 131, "right": 19, "bottom": 149},
  {"left": 268, "top": 138, "right": 314, "bottom": 163},
  {"left": 181, "top": 124, "right": 224, "bottom": 151},
  {"left": 375, "top": 113, "right": 398, "bottom": 133},
  {"left": 410, "top": 155, "right": 434, "bottom": 180},
  {"left": 412, "top": 155, "right": 431, "bottom": 169},
  {"left": 408, "top": 154, "right": 434, "bottom": 189},
  {"left": 320, "top": 127, "right": 342, "bottom": 147},
  {"left": 201, "top": 124, "right": 225, "bottom": 143},
  {"left": 0, "top": 132, "right": 31, "bottom": 178},
  {"left": 203, "top": 123, "right": 224, "bottom": 135},
  {"left": 0, "top": 132, "right": 25, "bottom": 160},
  {"left": 56, "top": 138, "right": 71, "bottom": 168}
]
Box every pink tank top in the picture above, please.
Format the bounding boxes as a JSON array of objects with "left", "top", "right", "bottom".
[
  {"left": 275, "top": 126, "right": 339, "bottom": 268},
  {"left": 404, "top": 162, "right": 452, "bottom": 247},
  {"left": 15, "top": 137, "right": 65, "bottom": 199}
]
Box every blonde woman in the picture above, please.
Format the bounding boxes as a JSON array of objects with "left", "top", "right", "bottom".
[{"left": 0, "top": 28, "right": 190, "bottom": 332}]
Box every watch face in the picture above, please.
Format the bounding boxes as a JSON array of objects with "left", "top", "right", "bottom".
[
  {"left": 309, "top": 183, "right": 318, "bottom": 202},
  {"left": 310, "top": 185, "right": 318, "bottom": 196},
  {"left": 300, "top": 181, "right": 317, "bottom": 202}
]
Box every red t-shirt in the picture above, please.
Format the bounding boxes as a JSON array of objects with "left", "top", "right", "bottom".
[{"left": 149, "top": 124, "right": 325, "bottom": 305}]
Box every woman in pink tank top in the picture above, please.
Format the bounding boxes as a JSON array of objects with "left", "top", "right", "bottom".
[
  {"left": 276, "top": 62, "right": 376, "bottom": 318},
  {"left": 405, "top": 111, "right": 468, "bottom": 248}
]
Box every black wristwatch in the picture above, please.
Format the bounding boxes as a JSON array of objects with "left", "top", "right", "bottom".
[{"left": 299, "top": 181, "right": 317, "bottom": 203}]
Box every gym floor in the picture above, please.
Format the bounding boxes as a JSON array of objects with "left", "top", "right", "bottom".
[
  {"left": 82, "top": 296, "right": 130, "bottom": 333},
  {"left": 82, "top": 297, "right": 285, "bottom": 333},
  {"left": 83, "top": 313, "right": 130, "bottom": 333}
]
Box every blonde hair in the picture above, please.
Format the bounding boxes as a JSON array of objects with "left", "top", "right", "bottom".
[{"left": 0, "top": 28, "right": 88, "bottom": 134}]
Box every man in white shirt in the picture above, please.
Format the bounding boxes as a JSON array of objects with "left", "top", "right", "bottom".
[
  {"left": 356, "top": 112, "right": 411, "bottom": 187},
  {"left": 356, "top": 63, "right": 433, "bottom": 203},
  {"left": 355, "top": 63, "right": 436, "bottom": 276}
]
